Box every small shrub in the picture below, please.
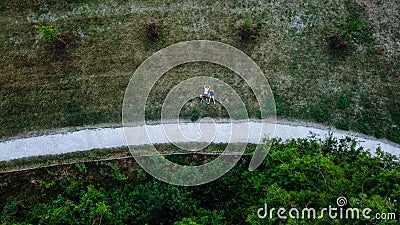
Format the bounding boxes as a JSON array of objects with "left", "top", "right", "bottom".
[
  {"left": 35, "top": 25, "right": 73, "bottom": 49},
  {"left": 387, "top": 125, "right": 400, "bottom": 143},
  {"left": 191, "top": 108, "right": 200, "bottom": 122},
  {"left": 239, "top": 20, "right": 255, "bottom": 40},
  {"left": 243, "top": 20, "right": 252, "bottom": 31},
  {"left": 375, "top": 128, "right": 385, "bottom": 139},
  {"left": 314, "top": 108, "right": 328, "bottom": 123},
  {"left": 0, "top": 201, "right": 20, "bottom": 223},
  {"left": 328, "top": 33, "right": 347, "bottom": 51},
  {"left": 338, "top": 94, "right": 351, "bottom": 109},
  {"left": 337, "top": 119, "right": 350, "bottom": 131},
  {"left": 349, "top": 21, "right": 361, "bottom": 32},
  {"left": 75, "top": 163, "right": 87, "bottom": 174},
  {"left": 146, "top": 22, "right": 160, "bottom": 40},
  {"left": 274, "top": 95, "right": 282, "bottom": 116},
  {"left": 35, "top": 25, "right": 59, "bottom": 42},
  {"left": 105, "top": 162, "right": 127, "bottom": 182},
  {"left": 360, "top": 123, "right": 371, "bottom": 135}
]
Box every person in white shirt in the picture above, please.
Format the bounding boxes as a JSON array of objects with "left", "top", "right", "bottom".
[
  {"left": 203, "top": 85, "right": 210, "bottom": 104},
  {"left": 203, "top": 85, "right": 210, "bottom": 95}
]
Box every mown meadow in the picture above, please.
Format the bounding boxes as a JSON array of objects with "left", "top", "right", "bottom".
[{"left": 0, "top": 0, "right": 399, "bottom": 142}]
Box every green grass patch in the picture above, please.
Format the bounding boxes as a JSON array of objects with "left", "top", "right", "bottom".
[{"left": 0, "top": 0, "right": 399, "bottom": 144}]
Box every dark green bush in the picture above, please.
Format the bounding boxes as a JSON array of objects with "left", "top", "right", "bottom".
[
  {"left": 338, "top": 94, "right": 351, "bottom": 109},
  {"left": 0, "top": 201, "right": 20, "bottom": 223},
  {"left": 375, "top": 128, "right": 386, "bottom": 139},
  {"left": 337, "top": 119, "right": 350, "bottom": 130},
  {"left": 191, "top": 108, "right": 200, "bottom": 122},
  {"left": 1, "top": 137, "right": 399, "bottom": 224},
  {"left": 314, "top": 107, "right": 328, "bottom": 123},
  {"left": 239, "top": 20, "right": 255, "bottom": 40},
  {"left": 360, "top": 123, "right": 371, "bottom": 135},
  {"left": 387, "top": 125, "right": 400, "bottom": 143}
]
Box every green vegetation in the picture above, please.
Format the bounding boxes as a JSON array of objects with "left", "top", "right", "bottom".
[
  {"left": 338, "top": 94, "right": 352, "bottom": 109},
  {"left": 35, "top": 25, "right": 59, "bottom": 42},
  {"left": 1, "top": 137, "right": 399, "bottom": 224},
  {"left": 0, "top": 143, "right": 257, "bottom": 172},
  {"left": 337, "top": 119, "right": 350, "bottom": 131},
  {"left": 0, "top": 0, "right": 399, "bottom": 143},
  {"left": 190, "top": 108, "right": 200, "bottom": 122},
  {"left": 239, "top": 19, "right": 256, "bottom": 41}
]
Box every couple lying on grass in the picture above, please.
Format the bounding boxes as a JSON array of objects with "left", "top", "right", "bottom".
[{"left": 199, "top": 85, "right": 215, "bottom": 104}]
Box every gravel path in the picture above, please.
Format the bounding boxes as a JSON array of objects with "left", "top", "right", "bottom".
[{"left": 0, "top": 121, "right": 399, "bottom": 161}]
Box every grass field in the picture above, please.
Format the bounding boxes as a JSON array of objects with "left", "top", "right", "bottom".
[{"left": 0, "top": 0, "right": 399, "bottom": 142}]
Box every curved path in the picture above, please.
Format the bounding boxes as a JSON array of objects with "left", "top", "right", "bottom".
[{"left": 1, "top": 121, "right": 399, "bottom": 161}]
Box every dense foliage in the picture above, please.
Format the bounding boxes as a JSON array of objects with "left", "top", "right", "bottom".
[{"left": 1, "top": 137, "right": 399, "bottom": 224}]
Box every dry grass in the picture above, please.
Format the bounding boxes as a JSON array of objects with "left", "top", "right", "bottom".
[{"left": 0, "top": 0, "right": 399, "bottom": 142}]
